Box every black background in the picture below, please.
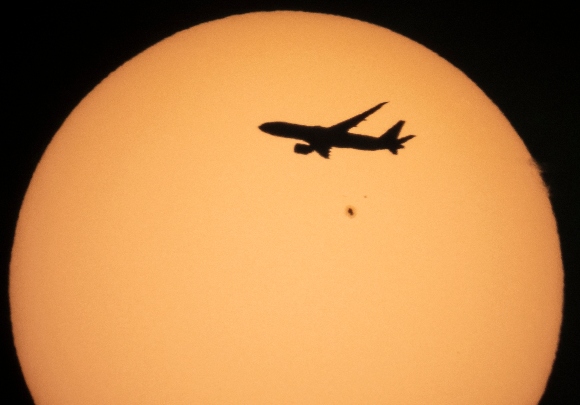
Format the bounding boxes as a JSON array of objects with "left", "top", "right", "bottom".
[{"left": 3, "top": 2, "right": 578, "bottom": 403}]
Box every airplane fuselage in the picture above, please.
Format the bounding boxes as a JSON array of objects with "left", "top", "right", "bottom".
[{"left": 259, "top": 122, "right": 386, "bottom": 151}]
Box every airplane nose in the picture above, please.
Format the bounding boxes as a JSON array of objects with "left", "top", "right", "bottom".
[
  {"left": 259, "top": 122, "right": 287, "bottom": 136},
  {"left": 259, "top": 122, "right": 274, "bottom": 133}
]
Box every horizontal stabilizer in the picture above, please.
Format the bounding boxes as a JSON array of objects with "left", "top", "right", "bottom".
[{"left": 380, "top": 121, "right": 415, "bottom": 155}]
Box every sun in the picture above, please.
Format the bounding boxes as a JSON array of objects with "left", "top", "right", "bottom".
[{"left": 10, "top": 11, "right": 562, "bottom": 404}]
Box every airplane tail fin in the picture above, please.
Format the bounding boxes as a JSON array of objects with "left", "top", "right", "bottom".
[{"left": 380, "top": 120, "right": 415, "bottom": 154}]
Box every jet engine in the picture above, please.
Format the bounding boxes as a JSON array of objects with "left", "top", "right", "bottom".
[{"left": 294, "top": 143, "right": 314, "bottom": 155}]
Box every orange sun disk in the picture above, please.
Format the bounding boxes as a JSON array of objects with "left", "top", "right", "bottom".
[{"left": 10, "top": 11, "right": 562, "bottom": 405}]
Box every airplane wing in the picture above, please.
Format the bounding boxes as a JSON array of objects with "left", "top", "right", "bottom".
[
  {"left": 314, "top": 145, "right": 331, "bottom": 159},
  {"left": 328, "top": 102, "right": 387, "bottom": 132}
]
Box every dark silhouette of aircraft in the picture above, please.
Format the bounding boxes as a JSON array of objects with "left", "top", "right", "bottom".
[{"left": 259, "top": 102, "right": 415, "bottom": 158}]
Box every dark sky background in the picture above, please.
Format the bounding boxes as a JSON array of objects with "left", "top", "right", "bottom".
[{"left": 3, "top": 2, "right": 578, "bottom": 404}]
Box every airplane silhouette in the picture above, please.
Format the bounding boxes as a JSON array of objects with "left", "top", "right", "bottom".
[{"left": 259, "top": 102, "right": 415, "bottom": 158}]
